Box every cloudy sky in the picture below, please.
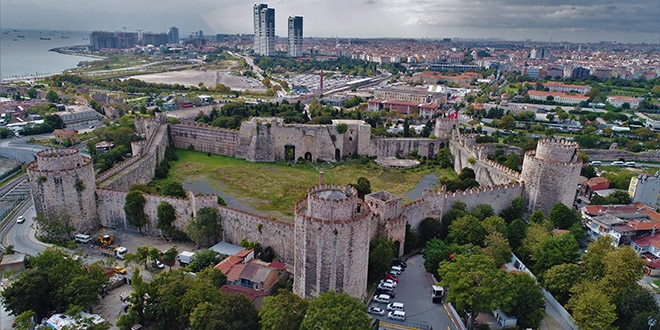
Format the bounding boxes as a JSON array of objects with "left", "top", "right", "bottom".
[{"left": 1, "top": 0, "right": 659, "bottom": 43}]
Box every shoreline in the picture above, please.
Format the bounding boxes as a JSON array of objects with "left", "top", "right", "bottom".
[
  {"left": 49, "top": 46, "right": 107, "bottom": 60},
  {"left": 1, "top": 46, "right": 105, "bottom": 83}
]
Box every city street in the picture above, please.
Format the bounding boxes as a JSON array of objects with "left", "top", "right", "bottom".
[{"left": 369, "top": 254, "right": 458, "bottom": 330}]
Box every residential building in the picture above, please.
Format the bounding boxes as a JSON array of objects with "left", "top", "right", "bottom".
[
  {"left": 582, "top": 204, "right": 660, "bottom": 247},
  {"left": 168, "top": 27, "right": 179, "bottom": 44},
  {"left": 527, "top": 91, "right": 589, "bottom": 105},
  {"left": 524, "top": 66, "right": 542, "bottom": 79},
  {"left": 571, "top": 66, "right": 590, "bottom": 79},
  {"left": 579, "top": 177, "right": 610, "bottom": 199},
  {"left": 288, "top": 16, "right": 303, "bottom": 57},
  {"left": 90, "top": 31, "right": 138, "bottom": 50},
  {"left": 142, "top": 33, "right": 168, "bottom": 47},
  {"left": 53, "top": 129, "right": 78, "bottom": 144},
  {"left": 253, "top": 4, "right": 275, "bottom": 56},
  {"left": 606, "top": 95, "right": 640, "bottom": 109},
  {"left": 629, "top": 174, "right": 660, "bottom": 206},
  {"left": 543, "top": 82, "right": 591, "bottom": 94},
  {"left": 412, "top": 71, "right": 482, "bottom": 85},
  {"left": 0, "top": 253, "right": 26, "bottom": 272},
  {"left": 374, "top": 86, "right": 447, "bottom": 104}
]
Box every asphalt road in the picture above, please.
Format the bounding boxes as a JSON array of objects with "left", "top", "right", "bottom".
[{"left": 369, "top": 254, "right": 457, "bottom": 330}]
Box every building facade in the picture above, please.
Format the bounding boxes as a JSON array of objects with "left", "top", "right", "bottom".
[
  {"left": 629, "top": 174, "right": 660, "bottom": 206},
  {"left": 90, "top": 31, "right": 138, "bottom": 50},
  {"left": 288, "top": 16, "right": 303, "bottom": 57},
  {"left": 253, "top": 4, "right": 275, "bottom": 56},
  {"left": 168, "top": 27, "right": 179, "bottom": 44},
  {"left": 142, "top": 33, "right": 168, "bottom": 47}
]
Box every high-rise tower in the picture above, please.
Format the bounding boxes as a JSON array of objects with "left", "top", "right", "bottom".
[
  {"left": 168, "top": 27, "right": 179, "bottom": 44},
  {"left": 288, "top": 16, "right": 303, "bottom": 57},
  {"left": 253, "top": 4, "right": 275, "bottom": 56}
]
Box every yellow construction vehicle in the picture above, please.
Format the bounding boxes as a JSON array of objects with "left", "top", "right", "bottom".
[{"left": 97, "top": 234, "right": 114, "bottom": 246}]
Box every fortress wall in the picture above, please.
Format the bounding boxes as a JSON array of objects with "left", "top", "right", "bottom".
[
  {"left": 370, "top": 138, "right": 443, "bottom": 159},
  {"left": 272, "top": 124, "right": 340, "bottom": 162},
  {"left": 96, "top": 189, "right": 216, "bottom": 236},
  {"left": 479, "top": 143, "right": 523, "bottom": 158},
  {"left": 219, "top": 207, "right": 294, "bottom": 264},
  {"left": 169, "top": 124, "right": 239, "bottom": 156},
  {"left": 400, "top": 199, "right": 428, "bottom": 230},
  {"left": 521, "top": 152, "right": 583, "bottom": 214},
  {"left": 96, "top": 156, "right": 141, "bottom": 183},
  {"left": 421, "top": 183, "right": 524, "bottom": 221},
  {"left": 451, "top": 140, "right": 520, "bottom": 186}
]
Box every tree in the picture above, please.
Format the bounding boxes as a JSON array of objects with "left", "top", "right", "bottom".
[
  {"left": 439, "top": 253, "right": 510, "bottom": 329},
  {"left": 613, "top": 286, "right": 660, "bottom": 329},
  {"left": 162, "top": 247, "right": 178, "bottom": 270},
  {"left": 567, "top": 282, "right": 617, "bottom": 330},
  {"left": 369, "top": 237, "right": 394, "bottom": 281},
  {"left": 423, "top": 238, "right": 459, "bottom": 276},
  {"left": 600, "top": 245, "right": 647, "bottom": 297},
  {"left": 497, "top": 114, "right": 516, "bottom": 131},
  {"left": 458, "top": 167, "right": 476, "bottom": 181},
  {"left": 33, "top": 211, "right": 75, "bottom": 244},
  {"left": 441, "top": 202, "right": 468, "bottom": 239},
  {"left": 546, "top": 203, "right": 579, "bottom": 230},
  {"left": 581, "top": 236, "right": 616, "bottom": 280},
  {"left": 448, "top": 214, "right": 487, "bottom": 246},
  {"left": 350, "top": 177, "right": 371, "bottom": 199},
  {"left": 500, "top": 196, "right": 525, "bottom": 223},
  {"left": 529, "top": 210, "right": 545, "bottom": 224},
  {"left": 27, "top": 88, "right": 37, "bottom": 99},
  {"left": 299, "top": 291, "right": 371, "bottom": 330},
  {"left": 418, "top": 217, "right": 442, "bottom": 243},
  {"left": 506, "top": 219, "right": 527, "bottom": 251},
  {"left": 471, "top": 204, "right": 495, "bottom": 221},
  {"left": 500, "top": 272, "right": 546, "bottom": 329},
  {"left": 161, "top": 181, "right": 187, "bottom": 198},
  {"left": 124, "top": 191, "right": 147, "bottom": 233},
  {"left": 483, "top": 216, "right": 507, "bottom": 235},
  {"left": 546, "top": 113, "right": 555, "bottom": 122},
  {"left": 531, "top": 233, "right": 579, "bottom": 275},
  {"left": 1, "top": 248, "right": 107, "bottom": 320},
  {"left": 190, "top": 294, "right": 258, "bottom": 330},
  {"left": 483, "top": 232, "right": 512, "bottom": 268},
  {"left": 259, "top": 289, "right": 309, "bottom": 330},
  {"left": 186, "top": 207, "right": 222, "bottom": 248},
  {"left": 542, "top": 263, "right": 583, "bottom": 305},
  {"left": 156, "top": 201, "right": 176, "bottom": 235},
  {"left": 188, "top": 249, "right": 220, "bottom": 273},
  {"left": 46, "top": 90, "right": 60, "bottom": 103}
]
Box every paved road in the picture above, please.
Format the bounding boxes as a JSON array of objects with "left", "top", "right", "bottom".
[{"left": 369, "top": 254, "right": 457, "bottom": 330}]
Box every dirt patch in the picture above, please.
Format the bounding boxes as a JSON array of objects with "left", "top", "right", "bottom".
[{"left": 129, "top": 69, "right": 266, "bottom": 92}]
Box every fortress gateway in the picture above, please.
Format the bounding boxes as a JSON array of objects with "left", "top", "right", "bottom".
[{"left": 27, "top": 115, "right": 581, "bottom": 300}]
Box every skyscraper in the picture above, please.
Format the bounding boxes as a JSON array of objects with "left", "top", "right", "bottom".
[
  {"left": 168, "top": 27, "right": 179, "bottom": 44},
  {"left": 253, "top": 4, "right": 275, "bottom": 56},
  {"left": 288, "top": 16, "right": 303, "bottom": 57}
]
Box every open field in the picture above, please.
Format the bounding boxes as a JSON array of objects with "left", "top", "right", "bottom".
[
  {"left": 128, "top": 64, "right": 266, "bottom": 92},
  {"left": 153, "top": 149, "right": 457, "bottom": 220}
]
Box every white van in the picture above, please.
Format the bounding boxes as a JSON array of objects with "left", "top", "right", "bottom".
[
  {"left": 612, "top": 161, "right": 625, "bottom": 167},
  {"left": 75, "top": 234, "right": 91, "bottom": 243},
  {"left": 625, "top": 161, "right": 636, "bottom": 167},
  {"left": 589, "top": 161, "right": 602, "bottom": 166},
  {"left": 387, "top": 302, "right": 405, "bottom": 311}
]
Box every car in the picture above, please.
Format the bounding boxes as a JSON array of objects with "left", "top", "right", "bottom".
[
  {"left": 387, "top": 270, "right": 399, "bottom": 277},
  {"left": 612, "top": 161, "right": 625, "bottom": 167},
  {"left": 114, "top": 266, "right": 127, "bottom": 274},
  {"left": 379, "top": 279, "right": 397, "bottom": 288},
  {"left": 368, "top": 306, "right": 385, "bottom": 316},
  {"left": 391, "top": 265, "right": 403, "bottom": 274},
  {"left": 624, "top": 161, "right": 636, "bottom": 167},
  {"left": 387, "top": 302, "right": 405, "bottom": 311},
  {"left": 16, "top": 216, "right": 25, "bottom": 224},
  {"left": 378, "top": 282, "right": 394, "bottom": 291},
  {"left": 152, "top": 260, "right": 165, "bottom": 269},
  {"left": 387, "top": 310, "right": 406, "bottom": 321},
  {"left": 384, "top": 274, "right": 399, "bottom": 282},
  {"left": 391, "top": 259, "right": 407, "bottom": 269},
  {"left": 373, "top": 294, "right": 391, "bottom": 304},
  {"left": 376, "top": 287, "right": 395, "bottom": 298}
]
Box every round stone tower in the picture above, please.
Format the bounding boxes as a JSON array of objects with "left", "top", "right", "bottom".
[
  {"left": 27, "top": 148, "right": 98, "bottom": 233},
  {"left": 293, "top": 184, "right": 372, "bottom": 300},
  {"left": 520, "top": 139, "right": 582, "bottom": 215}
]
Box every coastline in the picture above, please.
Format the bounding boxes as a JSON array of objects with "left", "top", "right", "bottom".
[
  {"left": 1, "top": 46, "right": 104, "bottom": 83},
  {"left": 49, "top": 46, "right": 107, "bottom": 60}
]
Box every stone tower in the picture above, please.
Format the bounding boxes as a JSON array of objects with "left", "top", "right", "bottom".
[
  {"left": 294, "top": 184, "right": 372, "bottom": 300},
  {"left": 520, "top": 139, "right": 582, "bottom": 215},
  {"left": 434, "top": 117, "right": 458, "bottom": 141},
  {"left": 27, "top": 148, "right": 98, "bottom": 233}
]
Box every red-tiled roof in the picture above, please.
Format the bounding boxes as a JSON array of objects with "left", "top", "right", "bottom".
[
  {"left": 221, "top": 284, "right": 267, "bottom": 302},
  {"left": 214, "top": 255, "right": 243, "bottom": 274},
  {"left": 236, "top": 249, "right": 253, "bottom": 258},
  {"left": 269, "top": 261, "right": 286, "bottom": 270},
  {"left": 226, "top": 263, "right": 247, "bottom": 283}
]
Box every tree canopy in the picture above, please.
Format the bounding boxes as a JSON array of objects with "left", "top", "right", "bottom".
[
  {"left": 259, "top": 289, "right": 309, "bottom": 330},
  {"left": 186, "top": 207, "right": 222, "bottom": 248},
  {"left": 124, "top": 190, "right": 147, "bottom": 233},
  {"left": 299, "top": 291, "right": 371, "bottom": 330}
]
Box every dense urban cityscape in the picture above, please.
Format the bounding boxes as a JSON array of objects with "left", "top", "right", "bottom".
[{"left": 1, "top": 1, "right": 660, "bottom": 330}]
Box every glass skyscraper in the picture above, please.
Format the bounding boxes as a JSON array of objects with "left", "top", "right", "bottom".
[
  {"left": 288, "top": 16, "right": 303, "bottom": 57},
  {"left": 253, "top": 4, "right": 275, "bottom": 56}
]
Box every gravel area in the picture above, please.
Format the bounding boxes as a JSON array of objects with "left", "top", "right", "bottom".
[{"left": 129, "top": 69, "right": 266, "bottom": 93}]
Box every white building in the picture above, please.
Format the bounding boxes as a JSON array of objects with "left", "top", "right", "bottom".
[{"left": 629, "top": 174, "right": 660, "bottom": 207}]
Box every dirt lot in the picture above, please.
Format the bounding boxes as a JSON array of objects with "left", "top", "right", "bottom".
[{"left": 129, "top": 69, "right": 266, "bottom": 93}]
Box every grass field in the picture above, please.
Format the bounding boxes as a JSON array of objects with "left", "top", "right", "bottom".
[{"left": 156, "top": 149, "right": 457, "bottom": 218}]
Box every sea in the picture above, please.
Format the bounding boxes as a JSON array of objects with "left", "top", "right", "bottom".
[{"left": 0, "top": 29, "right": 98, "bottom": 81}]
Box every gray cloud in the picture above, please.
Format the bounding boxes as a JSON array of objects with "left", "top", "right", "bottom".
[{"left": 1, "top": 0, "right": 658, "bottom": 43}]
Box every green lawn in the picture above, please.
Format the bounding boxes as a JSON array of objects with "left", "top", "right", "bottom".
[{"left": 157, "top": 149, "right": 456, "bottom": 217}]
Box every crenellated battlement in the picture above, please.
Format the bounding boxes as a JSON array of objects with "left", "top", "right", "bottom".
[
  {"left": 480, "top": 158, "right": 522, "bottom": 178},
  {"left": 175, "top": 121, "right": 240, "bottom": 133},
  {"left": 423, "top": 181, "right": 524, "bottom": 198},
  {"left": 307, "top": 184, "right": 358, "bottom": 203}
]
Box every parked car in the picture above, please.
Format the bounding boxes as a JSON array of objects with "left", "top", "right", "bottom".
[
  {"left": 387, "top": 302, "right": 405, "bottom": 311},
  {"left": 114, "top": 265, "right": 127, "bottom": 274},
  {"left": 373, "top": 294, "right": 391, "bottom": 304},
  {"left": 391, "top": 265, "right": 403, "bottom": 274},
  {"left": 625, "top": 161, "right": 636, "bottom": 167},
  {"left": 16, "top": 216, "right": 25, "bottom": 224},
  {"left": 387, "top": 310, "right": 406, "bottom": 321},
  {"left": 379, "top": 279, "right": 397, "bottom": 288},
  {"left": 384, "top": 274, "right": 399, "bottom": 282},
  {"left": 152, "top": 260, "right": 165, "bottom": 269},
  {"left": 612, "top": 161, "right": 625, "bottom": 167},
  {"left": 391, "top": 259, "right": 407, "bottom": 269},
  {"left": 368, "top": 306, "right": 385, "bottom": 316},
  {"left": 378, "top": 282, "right": 395, "bottom": 291},
  {"left": 376, "top": 287, "right": 395, "bottom": 298}
]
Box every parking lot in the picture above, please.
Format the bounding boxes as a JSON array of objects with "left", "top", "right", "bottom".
[{"left": 367, "top": 254, "right": 457, "bottom": 330}]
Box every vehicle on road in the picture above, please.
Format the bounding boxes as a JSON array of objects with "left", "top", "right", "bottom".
[
  {"left": 387, "top": 310, "right": 406, "bottom": 321},
  {"left": 391, "top": 259, "right": 407, "bottom": 269},
  {"left": 16, "top": 216, "right": 24, "bottom": 224},
  {"left": 432, "top": 285, "right": 445, "bottom": 303},
  {"left": 376, "top": 287, "right": 395, "bottom": 298},
  {"left": 368, "top": 306, "right": 385, "bottom": 316},
  {"left": 100, "top": 246, "right": 127, "bottom": 260},
  {"left": 625, "top": 161, "right": 636, "bottom": 167},
  {"left": 391, "top": 265, "right": 403, "bottom": 274},
  {"left": 373, "top": 294, "right": 391, "bottom": 304},
  {"left": 384, "top": 274, "right": 399, "bottom": 282},
  {"left": 379, "top": 279, "right": 397, "bottom": 287},
  {"left": 114, "top": 265, "right": 127, "bottom": 274},
  {"left": 589, "top": 161, "right": 602, "bottom": 166},
  {"left": 612, "top": 161, "right": 625, "bottom": 167},
  {"left": 152, "top": 259, "right": 165, "bottom": 269},
  {"left": 378, "top": 282, "right": 395, "bottom": 291}
]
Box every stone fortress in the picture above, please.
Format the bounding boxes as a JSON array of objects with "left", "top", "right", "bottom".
[{"left": 27, "top": 113, "right": 581, "bottom": 300}]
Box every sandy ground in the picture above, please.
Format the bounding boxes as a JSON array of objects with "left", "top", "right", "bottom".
[{"left": 129, "top": 69, "right": 267, "bottom": 93}]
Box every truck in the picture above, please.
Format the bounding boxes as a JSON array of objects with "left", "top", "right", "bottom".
[
  {"left": 97, "top": 234, "right": 114, "bottom": 246},
  {"left": 100, "top": 246, "right": 127, "bottom": 260},
  {"left": 431, "top": 285, "right": 445, "bottom": 303},
  {"left": 177, "top": 251, "right": 195, "bottom": 267}
]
